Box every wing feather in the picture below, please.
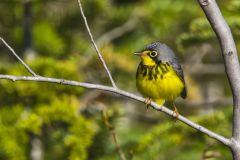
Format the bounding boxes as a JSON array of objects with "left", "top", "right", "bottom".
[{"left": 169, "top": 59, "right": 187, "bottom": 99}]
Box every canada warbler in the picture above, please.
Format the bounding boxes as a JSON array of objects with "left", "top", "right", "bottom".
[{"left": 134, "top": 42, "right": 187, "bottom": 114}]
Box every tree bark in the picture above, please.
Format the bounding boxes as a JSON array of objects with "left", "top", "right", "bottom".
[{"left": 197, "top": 0, "right": 240, "bottom": 159}]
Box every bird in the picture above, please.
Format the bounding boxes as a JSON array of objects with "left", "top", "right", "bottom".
[{"left": 134, "top": 41, "right": 187, "bottom": 117}]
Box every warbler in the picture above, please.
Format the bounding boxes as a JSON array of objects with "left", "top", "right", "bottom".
[{"left": 134, "top": 42, "right": 187, "bottom": 114}]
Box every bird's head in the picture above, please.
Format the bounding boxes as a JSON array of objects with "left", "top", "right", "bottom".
[{"left": 134, "top": 41, "right": 176, "bottom": 66}]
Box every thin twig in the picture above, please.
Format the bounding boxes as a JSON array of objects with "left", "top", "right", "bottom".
[
  {"left": 0, "top": 74, "right": 232, "bottom": 147},
  {"left": 76, "top": 0, "right": 117, "bottom": 88},
  {"left": 102, "top": 108, "right": 126, "bottom": 160},
  {"left": 110, "top": 130, "right": 126, "bottom": 160},
  {"left": 95, "top": 17, "right": 137, "bottom": 48},
  {"left": 0, "top": 37, "right": 37, "bottom": 77},
  {"left": 84, "top": 15, "right": 138, "bottom": 59}
]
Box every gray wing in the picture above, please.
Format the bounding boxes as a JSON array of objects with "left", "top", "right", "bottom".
[
  {"left": 157, "top": 43, "right": 187, "bottom": 98},
  {"left": 169, "top": 58, "right": 187, "bottom": 99}
]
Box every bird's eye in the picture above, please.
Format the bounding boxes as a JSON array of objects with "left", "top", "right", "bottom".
[{"left": 149, "top": 51, "right": 158, "bottom": 57}]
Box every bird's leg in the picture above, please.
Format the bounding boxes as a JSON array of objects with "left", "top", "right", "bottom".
[
  {"left": 172, "top": 102, "right": 179, "bottom": 120},
  {"left": 144, "top": 97, "right": 152, "bottom": 110}
]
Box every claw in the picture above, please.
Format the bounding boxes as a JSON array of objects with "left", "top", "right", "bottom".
[
  {"left": 144, "top": 98, "right": 152, "bottom": 110},
  {"left": 172, "top": 102, "right": 179, "bottom": 121}
]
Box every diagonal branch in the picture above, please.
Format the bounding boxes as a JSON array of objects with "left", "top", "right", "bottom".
[
  {"left": 0, "top": 74, "right": 232, "bottom": 147},
  {"left": 0, "top": 37, "right": 37, "bottom": 77},
  {"left": 85, "top": 15, "right": 138, "bottom": 57},
  {"left": 93, "top": 16, "right": 138, "bottom": 51},
  {"left": 76, "top": 0, "right": 117, "bottom": 89},
  {"left": 101, "top": 108, "right": 126, "bottom": 160}
]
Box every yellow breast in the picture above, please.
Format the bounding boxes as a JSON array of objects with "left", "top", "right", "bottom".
[{"left": 136, "top": 63, "right": 184, "bottom": 105}]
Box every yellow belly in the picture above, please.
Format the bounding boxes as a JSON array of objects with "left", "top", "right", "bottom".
[{"left": 136, "top": 64, "right": 184, "bottom": 105}]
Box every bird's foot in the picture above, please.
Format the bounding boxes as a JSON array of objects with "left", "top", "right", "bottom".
[
  {"left": 172, "top": 102, "right": 179, "bottom": 121},
  {"left": 144, "top": 98, "right": 152, "bottom": 111}
]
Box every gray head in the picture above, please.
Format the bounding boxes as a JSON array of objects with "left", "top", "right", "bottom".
[{"left": 134, "top": 41, "right": 178, "bottom": 65}]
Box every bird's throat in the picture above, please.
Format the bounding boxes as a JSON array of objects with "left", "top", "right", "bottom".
[{"left": 141, "top": 56, "right": 156, "bottom": 66}]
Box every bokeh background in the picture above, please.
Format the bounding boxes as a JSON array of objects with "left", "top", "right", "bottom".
[{"left": 0, "top": 0, "right": 240, "bottom": 159}]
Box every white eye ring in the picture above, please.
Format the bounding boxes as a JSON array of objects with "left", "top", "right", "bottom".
[{"left": 150, "top": 51, "right": 158, "bottom": 57}]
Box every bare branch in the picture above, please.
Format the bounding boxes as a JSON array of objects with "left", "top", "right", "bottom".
[
  {"left": 109, "top": 128, "right": 126, "bottom": 160},
  {"left": 76, "top": 0, "right": 117, "bottom": 88},
  {"left": 94, "top": 16, "right": 138, "bottom": 50},
  {"left": 197, "top": 0, "right": 240, "bottom": 158},
  {"left": 85, "top": 15, "right": 138, "bottom": 57},
  {"left": 0, "top": 37, "right": 37, "bottom": 77},
  {"left": 0, "top": 74, "right": 232, "bottom": 147},
  {"left": 101, "top": 107, "right": 126, "bottom": 160}
]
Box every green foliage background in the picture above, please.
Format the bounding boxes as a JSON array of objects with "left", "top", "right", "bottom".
[{"left": 0, "top": 0, "right": 239, "bottom": 159}]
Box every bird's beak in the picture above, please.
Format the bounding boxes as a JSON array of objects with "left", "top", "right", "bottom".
[{"left": 134, "top": 52, "right": 143, "bottom": 56}]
